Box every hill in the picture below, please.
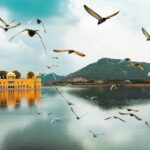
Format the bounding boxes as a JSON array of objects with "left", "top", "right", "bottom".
[{"left": 65, "top": 58, "right": 150, "bottom": 81}]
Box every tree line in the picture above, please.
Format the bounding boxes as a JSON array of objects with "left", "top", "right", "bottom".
[{"left": 0, "top": 71, "right": 35, "bottom": 79}]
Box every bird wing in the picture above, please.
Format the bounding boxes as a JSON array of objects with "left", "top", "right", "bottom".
[
  {"left": 133, "top": 114, "right": 142, "bottom": 121},
  {"left": 110, "top": 85, "right": 116, "bottom": 90},
  {"left": 36, "top": 32, "right": 47, "bottom": 55},
  {"left": 0, "top": 17, "right": 7, "bottom": 25},
  {"left": 142, "top": 27, "right": 150, "bottom": 39},
  {"left": 0, "top": 25, "right": 4, "bottom": 29},
  {"left": 106, "top": 11, "right": 120, "bottom": 19},
  {"left": 7, "top": 23, "right": 21, "bottom": 29},
  {"left": 119, "top": 112, "right": 129, "bottom": 115},
  {"left": 41, "top": 21, "right": 46, "bottom": 33},
  {"left": 138, "top": 65, "right": 144, "bottom": 71},
  {"left": 73, "top": 50, "right": 86, "bottom": 57},
  {"left": 71, "top": 107, "right": 78, "bottom": 117},
  {"left": 131, "top": 109, "right": 139, "bottom": 112},
  {"left": 53, "top": 49, "right": 69, "bottom": 53},
  {"left": 9, "top": 29, "right": 27, "bottom": 41},
  {"left": 84, "top": 5, "right": 102, "bottom": 21},
  {"left": 117, "top": 117, "right": 126, "bottom": 122},
  {"left": 104, "top": 117, "right": 112, "bottom": 120},
  {"left": 89, "top": 130, "right": 94, "bottom": 134}
]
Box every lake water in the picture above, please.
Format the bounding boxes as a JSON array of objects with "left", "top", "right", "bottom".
[{"left": 0, "top": 86, "right": 150, "bottom": 150}]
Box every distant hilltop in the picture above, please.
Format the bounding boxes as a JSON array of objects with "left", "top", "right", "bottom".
[{"left": 41, "top": 58, "right": 150, "bottom": 83}]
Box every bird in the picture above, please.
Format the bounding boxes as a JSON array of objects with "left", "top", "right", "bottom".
[
  {"left": 89, "top": 130, "right": 104, "bottom": 138},
  {"left": 148, "top": 72, "right": 150, "bottom": 77},
  {"left": 53, "top": 49, "right": 86, "bottom": 57},
  {"left": 127, "top": 62, "right": 144, "bottom": 71},
  {"left": 104, "top": 116, "right": 125, "bottom": 122},
  {"left": 9, "top": 29, "right": 47, "bottom": 55},
  {"left": 66, "top": 100, "right": 75, "bottom": 106},
  {"left": 141, "top": 27, "right": 150, "bottom": 41},
  {"left": 71, "top": 107, "right": 87, "bottom": 120},
  {"left": 47, "top": 66, "right": 51, "bottom": 69},
  {"left": 119, "top": 112, "right": 142, "bottom": 121},
  {"left": 84, "top": 4, "right": 119, "bottom": 25},
  {"left": 49, "top": 117, "right": 62, "bottom": 123},
  {"left": 51, "top": 57, "right": 59, "bottom": 59},
  {"left": 119, "top": 58, "right": 131, "bottom": 63},
  {"left": 88, "top": 96, "right": 97, "bottom": 100},
  {"left": 119, "top": 107, "right": 139, "bottom": 112},
  {"left": 110, "top": 84, "right": 121, "bottom": 91},
  {"left": 0, "top": 18, "right": 21, "bottom": 32},
  {"left": 28, "top": 18, "right": 46, "bottom": 33},
  {"left": 145, "top": 121, "right": 150, "bottom": 127}
]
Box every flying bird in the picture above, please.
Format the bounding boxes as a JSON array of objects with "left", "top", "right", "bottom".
[
  {"left": 49, "top": 117, "right": 62, "bottom": 123},
  {"left": 51, "top": 57, "right": 59, "bottom": 59},
  {"left": 53, "top": 49, "right": 86, "bottom": 57},
  {"left": 119, "top": 107, "right": 139, "bottom": 112},
  {"left": 128, "top": 62, "right": 144, "bottom": 71},
  {"left": 9, "top": 29, "right": 47, "bottom": 55},
  {"left": 28, "top": 19, "right": 46, "bottom": 33},
  {"left": 71, "top": 107, "right": 87, "bottom": 120},
  {"left": 119, "top": 112, "right": 142, "bottom": 121},
  {"left": 66, "top": 100, "right": 75, "bottom": 106},
  {"left": 84, "top": 4, "right": 119, "bottom": 25},
  {"left": 89, "top": 130, "right": 104, "bottom": 138},
  {"left": 142, "top": 27, "right": 150, "bottom": 41},
  {"left": 145, "top": 121, "right": 150, "bottom": 128},
  {"left": 0, "top": 18, "right": 20, "bottom": 31},
  {"left": 104, "top": 116, "right": 125, "bottom": 122},
  {"left": 119, "top": 58, "right": 131, "bottom": 63},
  {"left": 110, "top": 84, "right": 121, "bottom": 91}
]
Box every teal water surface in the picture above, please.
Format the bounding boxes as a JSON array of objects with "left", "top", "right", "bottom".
[{"left": 0, "top": 86, "right": 150, "bottom": 150}]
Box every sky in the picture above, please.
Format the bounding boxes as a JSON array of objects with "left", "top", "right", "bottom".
[{"left": 0, "top": 0, "right": 150, "bottom": 76}]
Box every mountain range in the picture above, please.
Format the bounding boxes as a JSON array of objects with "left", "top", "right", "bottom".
[{"left": 41, "top": 58, "right": 150, "bottom": 83}]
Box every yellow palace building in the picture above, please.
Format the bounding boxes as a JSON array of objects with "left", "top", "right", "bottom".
[{"left": 0, "top": 72, "right": 41, "bottom": 89}]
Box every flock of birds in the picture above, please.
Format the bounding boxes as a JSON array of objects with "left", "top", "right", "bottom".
[{"left": 1, "top": 3, "right": 150, "bottom": 139}]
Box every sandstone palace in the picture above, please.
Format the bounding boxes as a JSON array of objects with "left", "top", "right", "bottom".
[{"left": 0, "top": 72, "right": 41, "bottom": 89}]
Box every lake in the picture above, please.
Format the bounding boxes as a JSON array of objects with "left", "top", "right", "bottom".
[{"left": 0, "top": 86, "right": 150, "bottom": 150}]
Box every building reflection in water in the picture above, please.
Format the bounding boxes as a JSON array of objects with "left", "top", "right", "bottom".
[{"left": 0, "top": 89, "right": 41, "bottom": 109}]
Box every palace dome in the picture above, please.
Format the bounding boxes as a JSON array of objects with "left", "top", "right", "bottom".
[{"left": 6, "top": 72, "right": 16, "bottom": 77}]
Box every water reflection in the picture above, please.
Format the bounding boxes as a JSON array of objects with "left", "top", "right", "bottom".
[
  {"left": 0, "top": 87, "right": 150, "bottom": 150},
  {"left": 67, "top": 87, "right": 150, "bottom": 109},
  {"left": 0, "top": 89, "right": 41, "bottom": 109}
]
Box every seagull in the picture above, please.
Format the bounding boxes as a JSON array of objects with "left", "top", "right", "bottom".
[
  {"left": 9, "top": 29, "right": 47, "bottom": 55},
  {"left": 142, "top": 27, "right": 150, "bottom": 41},
  {"left": 119, "top": 58, "right": 131, "bottom": 63},
  {"left": 53, "top": 49, "right": 86, "bottom": 57},
  {"left": 51, "top": 57, "right": 59, "bottom": 59},
  {"left": 66, "top": 100, "right": 75, "bottom": 106},
  {"left": 110, "top": 84, "right": 121, "bottom": 91},
  {"left": 49, "top": 117, "right": 62, "bottom": 123},
  {"left": 128, "top": 62, "right": 144, "bottom": 71},
  {"left": 47, "top": 66, "right": 52, "bottom": 69},
  {"left": 119, "top": 112, "right": 142, "bottom": 121},
  {"left": 119, "top": 107, "right": 139, "bottom": 112},
  {"left": 89, "top": 130, "right": 104, "bottom": 138},
  {"left": 104, "top": 116, "right": 125, "bottom": 122},
  {"left": 148, "top": 72, "right": 150, "bottom": 77},
  {"left": 28, "top": 18, "right": 46, "bottom": 33},
  {"left": 71, "top": 107, "right": 87, "bottom": 120},
  {"left": 0, "top": 17, "right": 21, "bottom": 31},
  {"left": 84, "top": 4, "right": 119, "bottom": 25},
  {"left": 145, "top": 121, "right": 150, "bottom": 127}
]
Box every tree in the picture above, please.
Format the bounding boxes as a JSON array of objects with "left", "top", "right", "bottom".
[
  {"left": 0, "top": 70, "right": 7, "bottom": 79},
  {"left": 13, "top": 70, "right": 21, "bottom": 79},
  {"left": 27, "top": 71, "right": 34, "bottom": 78}
]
